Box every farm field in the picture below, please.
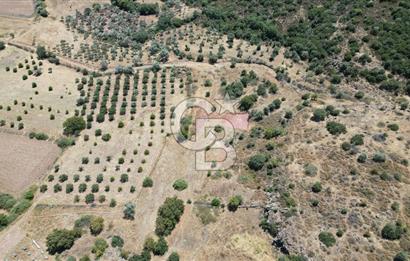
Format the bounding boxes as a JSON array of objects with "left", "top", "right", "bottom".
[
  {"left": 0, "top": 132, "right": 59, "bottom": 196},
  {"left": 0, "top": 0, "right": 34, "bottom": 17}
]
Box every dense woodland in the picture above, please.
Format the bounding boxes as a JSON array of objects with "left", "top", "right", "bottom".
[{"left": 184, "top": 0, "right": 410, "bottom": 93}]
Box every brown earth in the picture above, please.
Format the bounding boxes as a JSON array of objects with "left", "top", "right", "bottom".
[{"left": 0, "top": 132, "right": 60, "bottom": 196}]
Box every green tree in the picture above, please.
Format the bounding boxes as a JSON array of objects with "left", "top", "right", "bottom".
[
  {"left": 155, "top": 197, "right": 184, "bottom": 236},
  {"left": 63, "top": 116, "right": 86, "bottom": 136},
  {"left": 153, "top": 237, "right": 168, "bottom": 256},
  {"left": 36, "top": 45, "right": 48, "bottom": 59},
  {"left": 46, "top": 229, "right": 82, "bottom": 254}
]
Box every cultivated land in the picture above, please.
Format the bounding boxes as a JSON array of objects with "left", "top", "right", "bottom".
[
  {"left": 0, "top": 0, "right": 34, "bottom": 17},
  {"left": 0, "top": 0, "right": 409, "bottom": 261},
  {"left": 0, "top": 132, "right": 59, "bottom": 196}
]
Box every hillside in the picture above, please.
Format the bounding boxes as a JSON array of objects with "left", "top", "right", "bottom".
[{"left": 0, "top": 0, "right": 409, "bottom": 261}]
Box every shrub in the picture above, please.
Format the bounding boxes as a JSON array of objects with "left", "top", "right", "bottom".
[
  {"left": 350, "top": 134, "right": 364, "bottom": 146},
  {"left": 142, "top": 177, "right": 153, "bottom": 188},
  {"left": 85, "top": 193, "right": 95, "bottom": 204},
  {"left": 35, "top": 132, "right": 49, "bottom": 140},
  {"left": 111, "top": 235, "right": 124, "bottom": 248},
  {"left": 341, "top": 142, "right": 351, "bottom": 151},
  {"left": 120, "top": 174, "right": 129, "bottom": 183},
  {"left": 381, "top": 222, "right": 405, "bottom": 240},
  {"left": 123, "top": 202, "right": 135, "bottom": 220},
  {"left": 394, "top": 252, "right": 409, "bottom": 261},
  {"left": 0, "top": 194, "right": 16, "bottom": 211},
  {"left": 304, "top": 163, "right": 318, "bottom": 176},
  {"left": 312, "top": 109, "right": 327, "bottom": 122},
  {"left": 46, "top": 229, "right": 81, "bottom": 254},
  {"left": 248, "top": 154, "right": 267, "bottom": 171},
  {"left": 211, "top": 198, "right": 221, "bottom": 207},
  {"left": 318, "top": 232, "right": 336, "bottom": 247},
  {"left": 57, "top": 137, "right": 75, "bottom": 148},
  {"left": 239, "top": 94, "right": 258, "bottom": 111},
  {"left": 91, "top": 238, "right": 108, "bottom": 259},
  {"left": 102, "top": 134, "right": 111, "bottom": 142},
  {"left": 172, "top": 179, "right": 188, "bottom": 191},
  {"left": 63, "top": 116, "right": 86, "bottom": 136},
  {"left": 168, "top": 252, "right": 180, "bottom": 261},
  {"left": 357, "top": 153, "right": 367, "bottom": 163},
  {"left": 90, "top": 216, "right": 104, "bottom": 236},
  {"left": 326, "top": 122, "right": 347, "bottom": 135},
  {"left": 153, "top": 237, "right": 168, "bottom": 256},
  {"left": 311, "top": 182, "right": 322, "bottom": 193},
  {"left": 387, "top": 123, "right": 399, "bottom": 131},
  {"left": 155, "top": 197, "right": 184, "bottom": 236},
  {"left": 259, "top": 218, "right": 278, "bottom": 237},
  {"left": 373, "top": 152, "right": 386, "bottom": 163},
  {"left": 228, "top": 195, "right": 243, "bottom": 212}
]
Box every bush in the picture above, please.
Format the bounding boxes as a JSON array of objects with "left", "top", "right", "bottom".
[
  {"left": 142, "top": 177, "right": 153, "bottom": 188},
  {"left": 63, "top": 116, "right": 86, "bottom": 136},
  {"left": 155, "top": 197, "right": 184, "bottom": 236},
  {"left": 46, "top": 229, "right": 81, "bottom": 254},
  {"left": 350, "top": 134, "right": 364, "bottom": 146},
  {"left": 102, "top": 133, "right": 111, "bottom": 142},
  {"left": 85, "top": 193, "right": 95, "bottom": 204},
  {"left": 225, "top": 81, "right": 244, "bottom": 98},
  {"left": 387, "top": 123, "right": 399, "bottom": 131},
  {"left": 259, "top": 218, "right": 278, "bottom": 237},
  {"left": 91, "top": 238, "right": 108, "bottom": 259},
  {"left": 153, "top": 237, "right": 168, "bottom": 256},
  {"left": 326, "top": 121, "right": 347, "bottom": 135},
  {"left": 239, "top": 94, "right": 258, "bottom": 111},
  {"left": 381, "top": 222, "right": 405, "bottom": 240},
  {"left": 228, "top": 195, "right": 243, "bottom": 212},
  {"left": 111, "top": 235, "right": 124, "bottom": 248},
  {"left": 373, "top": 152, "right": 386, "bottom": 163},
  {"left": 304, "top": 163, "right": 318, "bottom": 176},
  {"left": 318, "top": 232, "right": 336, "bottom": 247},
  {"left": 0, "top": 41, "right": 5, "bottom": 50},
  {"left": 123, "top": 202, "right": 135, "bottom": 220},
  {"left": 90, "top": 216, "right": 104, "bottom": 236},
  {"left": 211, "top": 198, "right": 221, "bottom": 207},
  {"left": 311, "top": 182, "right": 322, "bottom": 193},
  {"left": 0, "top": 194, "right": 16, "bottom": 211},
  {"left": 357, "top": 153, "right": 367, "bottom": 163},
  {"left": 312, "top": 109, "right": 327, "bottom": 122},
  {"left": 57, "top": 137, "right": 75, "bottom": 148},
  {"left": 394, "top": 252, "right": 409, "bottom": 261},
  {"left": 172, "top": 179, "right": 188, "bottom": 191},
  {"left": 248, "top": 154, "right": 267, "bottom": 171},
  {"left": 168, "top": 252, "right": 180, "bottom": 261}
]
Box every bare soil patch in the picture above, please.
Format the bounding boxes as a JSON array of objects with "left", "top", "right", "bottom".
[
  {"left": 0, "top": 0, "right": 34, "bottom": 17},
  {"left": 0, "top": 132, "right": 60, "bottom": 196}
]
